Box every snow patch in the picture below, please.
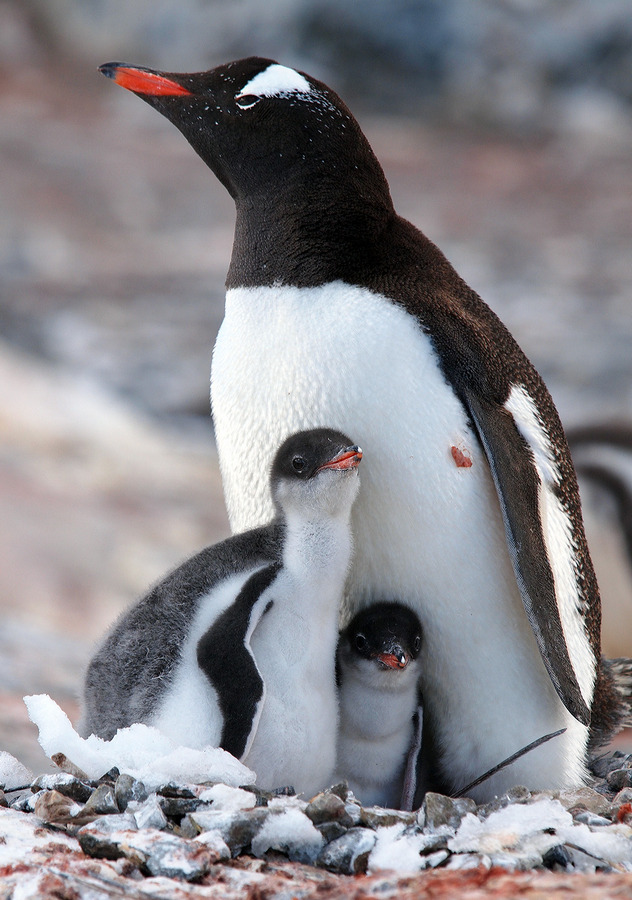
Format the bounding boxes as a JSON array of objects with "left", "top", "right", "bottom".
[
  {"left": 557, "top": 821, "right": 632, "bottom": 867},
  {"left": 0, "top": 751, "right": 33, "bottom": 790},
  {"left": 24, "top": 694, "right": 255, "bottom": 790},
  {"left": 449, "top": 798, "right": 572, "bottom": 854},
  {"left": 251, "top": 807, "right": 324, "bottom": 862},
  {"left": 198, "top": 783, "right": 257, "bottom": 811},
  {"left": 368, "top": 824, "right": 430, "bottom": 874},
  {"left": 0, "top": 807, "right": 78, "bottom": 867}
]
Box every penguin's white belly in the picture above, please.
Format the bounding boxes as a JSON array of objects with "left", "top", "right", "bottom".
[
  {"left": 336, "top": 676, "right": 417, "bottom": 807},
  {"left": 211, "top": 282, "right": 588, "bottom": 798}
]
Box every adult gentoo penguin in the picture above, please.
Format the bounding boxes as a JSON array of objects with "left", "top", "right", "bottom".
[
  {"left": 336, "top": 602, "right": 423, "bottom": 809},
  {"left": 82, "top": 428, "right": 362, "bottom": 798},
  {"left": 99, "top": 57, "right": 626, "bottom": 801}
]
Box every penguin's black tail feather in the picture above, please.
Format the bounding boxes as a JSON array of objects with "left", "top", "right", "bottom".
[{"left": 452, "top": 728, "right": 567, "bottom": 799}]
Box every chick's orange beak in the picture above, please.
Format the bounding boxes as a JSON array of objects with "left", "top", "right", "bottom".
[
  {"left": 318, "top": 446, "right": 362, "bottom": 472},
  {"left": 377, "top": 651, "right": 410, "bottom": 670}
]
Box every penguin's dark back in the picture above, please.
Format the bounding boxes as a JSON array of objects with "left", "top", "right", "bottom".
[{"left": 81, "top": 522, "right": 283, "bottom": 739}]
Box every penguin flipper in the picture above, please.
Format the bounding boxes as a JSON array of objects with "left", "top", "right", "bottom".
[
  {"left": 464, "top": 388, "right": 591, "bottom": 726},
  {"left": 197, "top": 563, "right": 280, "bottom": 759},
  {"left": 400, "top": 703, "right": 423, "bottom": 811}
]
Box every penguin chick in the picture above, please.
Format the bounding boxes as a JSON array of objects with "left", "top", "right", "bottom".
[
  {"left": 81, "top": 428, "right": 362, "bottom": 798},
  {"left": 336, "top": 602, "right": 423, "bottom": 809}
]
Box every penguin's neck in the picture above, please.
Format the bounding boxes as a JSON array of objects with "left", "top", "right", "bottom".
[
  {"left": 283, "top": 506, "right": 353, "bottom": 583},
  {"left": 339, "top": 661, "right": 420, "bottom": 739},
  {"left": 227, "top": 170, "right": 394, "bottom": 289}
]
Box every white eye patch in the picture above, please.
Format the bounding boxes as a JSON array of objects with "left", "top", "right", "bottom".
[{"left": 236, "top": 64, "right": 312, "bottom": 103}]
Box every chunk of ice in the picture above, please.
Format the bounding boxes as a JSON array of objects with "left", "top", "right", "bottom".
[
  {"left": 24, "top": 694, "right": 255, "bottom": 790},
  {"left": 0, "top": 751, "right": 33, "bottom": 790}
]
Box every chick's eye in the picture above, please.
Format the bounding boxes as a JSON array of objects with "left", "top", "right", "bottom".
[
  {"left": 413, "top": 635, "right": 421, "bottom": 653},
  {"left": 236, "top": 94, "right": 260, "bottom": 109},
  {"left": 354, "top": 633, "right": 368, "bottom": 653},
  {"left": 292, "top": 456, "right": 306, "bottom": 473}
]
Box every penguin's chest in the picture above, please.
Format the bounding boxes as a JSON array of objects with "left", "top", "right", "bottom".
[
  {"left": 244, "top": 565, "right": 341, "bottom": 793},
  {"left": 212, "top": 281, "right": 514, "bottom": 610}
]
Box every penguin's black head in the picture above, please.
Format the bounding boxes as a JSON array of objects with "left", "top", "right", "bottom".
[
  {"left": 98, "top": 57, "right": 392, "bottom": 242},
  {"left": 272, "top": 428, "right": 362, "bottom": 482},
  {"left": 270, "top": 427, "right": 362, "bottom": 517},
  {"left": 342, "top": 602, "right": 423, "bottom": 672}
]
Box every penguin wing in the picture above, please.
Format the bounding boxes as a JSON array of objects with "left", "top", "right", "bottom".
[
  {"left": 400, "top": 703, "right": 423, "bottom": 812},
  {"left": 464, "top": 387, "right": 591, "bottom": 726},
  {"left": 197, "top": 562, "right": 281, "bottom": 759}
]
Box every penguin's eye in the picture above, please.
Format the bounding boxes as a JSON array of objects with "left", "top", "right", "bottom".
[
  {"left": 413, "top": 635, "right": 421, "bottom": 654},
  {"left": 354, "top": 633, "right": 369, "bottom": 653},
  {"left": 236, "top": 94, "right": 261, "bottom": 110},
  {"left": 292, "top": 456, "right": 306, "bottom": 473}
]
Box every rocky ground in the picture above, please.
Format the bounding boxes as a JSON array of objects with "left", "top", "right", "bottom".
[{"left": 4, "top": 747, "right": 632, "bottom": 898}]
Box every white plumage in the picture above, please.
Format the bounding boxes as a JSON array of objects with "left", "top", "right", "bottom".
[{"left": 212, "top": 282, "right": 590, "bottom": 800}]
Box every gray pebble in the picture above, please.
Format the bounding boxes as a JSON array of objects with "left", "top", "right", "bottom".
[
  {"left": 237, "top": 784, "right": 273, "bottom": 806},
  {"left": 591, "top": 751, "right": 631, "bottom": 780},
  {"left": 186, "top": 806, "right": 269, "bottom": 855},
  {"left": 83, "top": 783, "right": 119, "bottom": 815},
  {"left": 31, "top": 773, "right": 93, "bottom": 803},
  {"left": 305, "top": 791, "right": 353, "bottom": 827},
  {"left": 417, "top": 831, "right": 449, "bottom": 853},
  {"left": 326, "top": 782, "right": 350, "bottom": 801},
  {"left": 139, "top": 832, "right": 214, "bottom": 881},
  {"left": 613, "top": 787, "right": 632, "bottom": 806},
  {"left": 488, "top": 849, "right": 543, "bottom": 871},
  {"left": 157, "top": 782, "right": 197, "bottom": 799},
  {"left": 115, "top": 773, "right": 148, "bottom": 810},
  {"left": 343, "top": 801, "right": 362, "bottom": 826},
  {"left": 317, "top": 827, "right": 377, "bottom": 874},
  {"left": 11, "top": 791, "right": 40, "bottom": 812},
  {"left": 158, "top": 794, "right": 200, "bottom": 818},
  {"left": 606, "top": 768, "right": 632, "bottom": 791},
  {"left": 559, "top": 786, "right": 613, "bottom": 816},
  {"left": 542, "top": 844, "right": 572, "bottom": 869},
  {"left": 564, "top": 844, "right": 613, "bottom": 873},
  {"left": 132, "top": 794, "right": 168, "bottom": 831},
  {"left": 77, "top": 814, "right": 138, "bottom": 859},
  {"left": 316, "top": 821, "right": 348, "bottom": 843},
  {"left": 360, "top": 806, "right": 417, "bottom": 830},
  {"left": 420, "top": 792, "right": 476, "bottom": 833},
  {"left": 176, "top": 815, "right": 202, "bottom": 839},
  {"left": 424, "top": 849, "right": 450, "bottom": 868},
  {"left": 80, "top": 822, "right": 215, "bottom": 880},
  {"left": 573, "top": 810, "right": 612, "bottom": 827}
]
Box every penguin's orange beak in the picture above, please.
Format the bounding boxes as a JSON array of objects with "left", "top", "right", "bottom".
[
  {"left": 99, "top": 63, "right": 193, "bottom": 97},
  {"left": 318, "top": 446, "right": 362, "bottom": 472},
  {"left": 377, "top": 651, "right": 410, "bottom": 670}
]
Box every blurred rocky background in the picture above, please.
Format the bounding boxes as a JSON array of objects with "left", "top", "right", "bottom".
[{"left": 1, "top": 0, "right": 632, "bottom": 774}]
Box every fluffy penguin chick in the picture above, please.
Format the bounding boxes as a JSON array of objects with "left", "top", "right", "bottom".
[
  {"left": 81, "top": 428, "right": 362, "bottom": 798},
  {"left": 336, "top": 602, "right": 423, "bottom": 809}
]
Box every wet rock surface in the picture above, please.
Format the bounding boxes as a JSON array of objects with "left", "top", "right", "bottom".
[{"left": 3, "top": 751, "right": 632, "bottom": 896}]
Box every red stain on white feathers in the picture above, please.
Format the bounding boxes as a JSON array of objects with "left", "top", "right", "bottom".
[{"left": 451, "top": 445, "right": 473, "bottom": 468}]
